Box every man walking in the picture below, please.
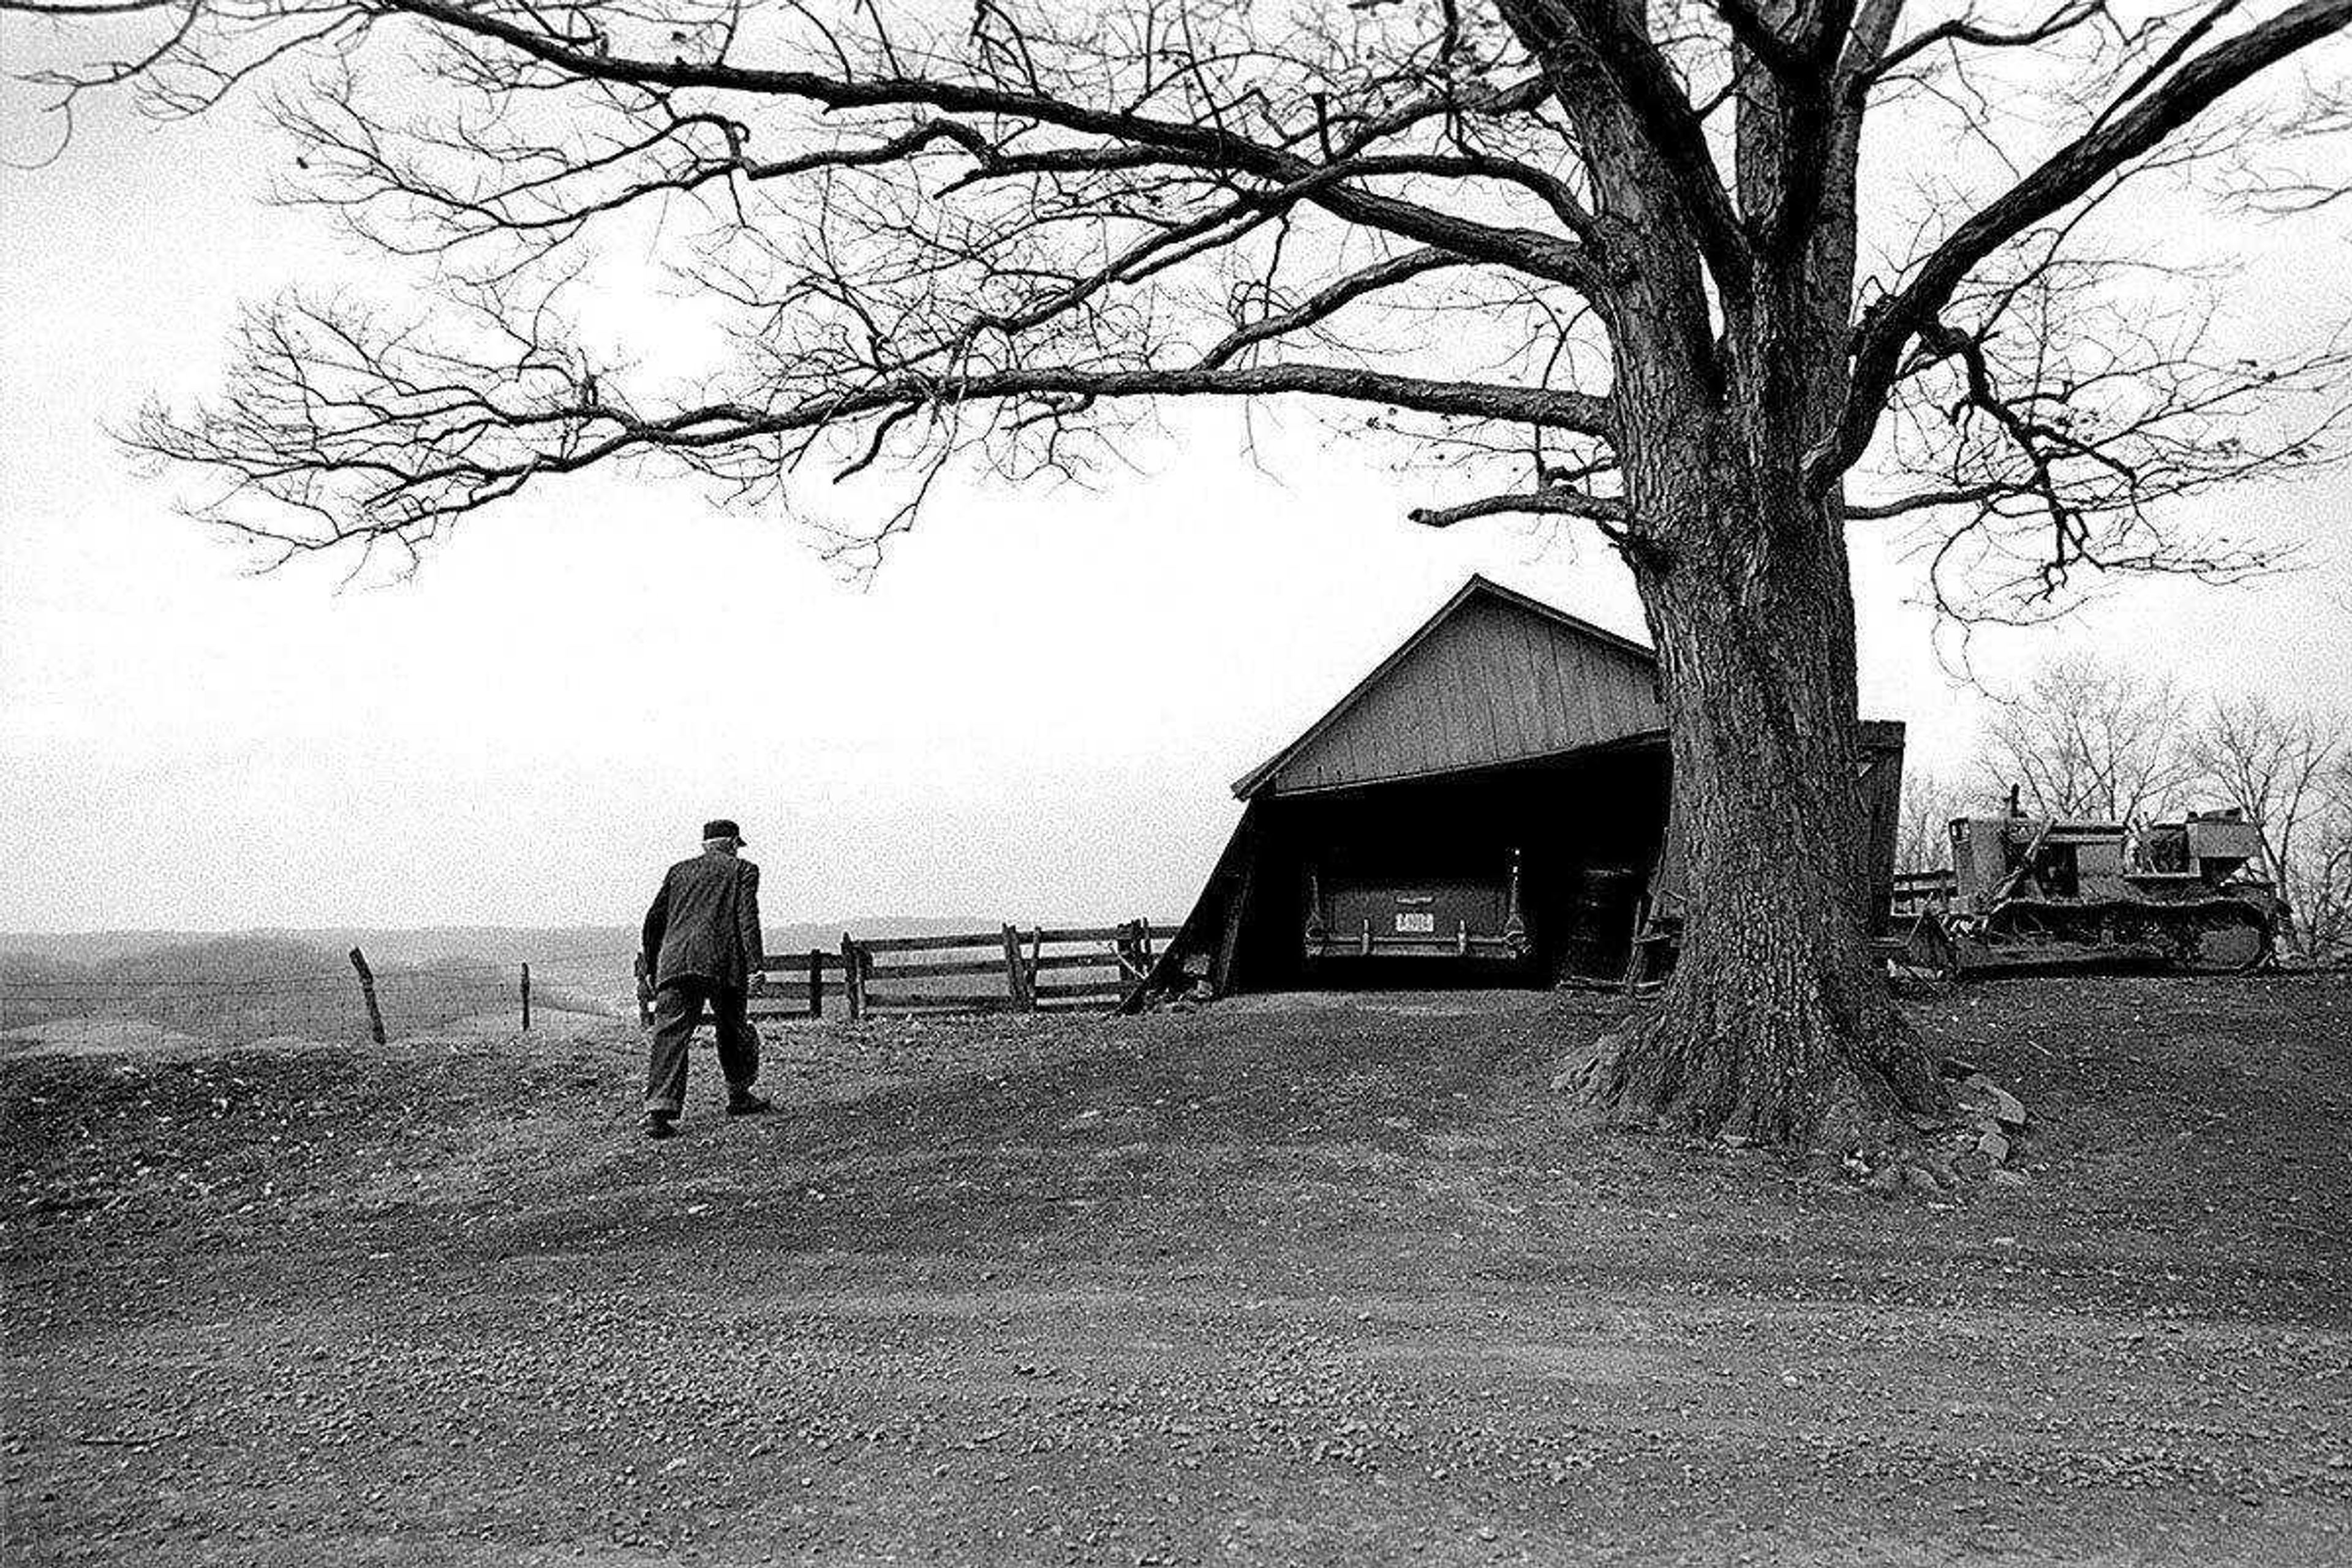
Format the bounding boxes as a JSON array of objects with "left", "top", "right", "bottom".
[{"left": 638, "top": 818, "right": 772, "bottom": 1138}]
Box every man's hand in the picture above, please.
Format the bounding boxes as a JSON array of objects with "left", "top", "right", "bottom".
[
  {"left": 633, "top": 953, "right": 654, "bottom": 1006},
  {"left": 746, "top": 970, "right": 767, "bottom": 998}
]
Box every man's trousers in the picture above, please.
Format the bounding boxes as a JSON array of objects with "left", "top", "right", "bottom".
[{"left": 643, "top": 976, "right": 760, "bottom": 1116}]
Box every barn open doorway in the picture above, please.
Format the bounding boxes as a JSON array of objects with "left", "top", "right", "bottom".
[{"left": 1219, "top": 739, "right": 1672, "bottom": 992}]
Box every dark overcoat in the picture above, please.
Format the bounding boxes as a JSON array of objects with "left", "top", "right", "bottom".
[{"left": 642, "top": 850, "right": 766, "bottom": 989}]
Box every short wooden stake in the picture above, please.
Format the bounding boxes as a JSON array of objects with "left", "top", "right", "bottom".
[
  {"left": 807, "top": 948, "right": 825, "bottom": 1019},
  {"left": 840, "top": 933, "right": 866, "bottom": 1022},
  {"left": 520, "top": 962, "right": 532, "bottom": 1032},
  {"left": 348, "top": 946, "right": 386, "bottom": 1046}
]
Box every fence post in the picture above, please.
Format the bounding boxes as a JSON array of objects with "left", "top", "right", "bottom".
[
  {"left": 348, "top": 947, "right": 386, "bottom": 1046},
  {"left": 808, "top": 948, "right": 824, "bottom": 1020},
  {"left": 840, "top": 933, "right": 866, "bottom": 1022},
  {"left": 521, "top": 962, "right": 532, "bottom": 1033},
  {"left": 1026, "top": 927, "right": 1044, "bottom": 1012},
  {"left": 1116, "top": 919, "right": 1150, "bottom": 1001},
  {"left": 1001, "top": 924, "right": 1033, "bottom": 1009}
]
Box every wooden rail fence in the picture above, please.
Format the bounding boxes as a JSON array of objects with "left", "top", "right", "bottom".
[
  {"left": 1890, "top": 870, "right": 1956, "bottom": 924},
  {"left": 742, "top": 920, "right": 1178, "bottom": 1022}
]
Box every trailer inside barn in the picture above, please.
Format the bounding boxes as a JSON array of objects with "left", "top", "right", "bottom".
[{"left": 1137, "top": 576, "right": 1904, "bottom": 1003}]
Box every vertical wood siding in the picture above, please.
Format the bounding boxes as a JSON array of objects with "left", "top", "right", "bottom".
[{"left": 1264, "top": 594, "right": 1665, "bottom": 795}]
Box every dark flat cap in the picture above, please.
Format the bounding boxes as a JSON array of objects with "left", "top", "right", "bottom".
[{"left": 702, "top": 818, "right": 745, "bottom": 844}]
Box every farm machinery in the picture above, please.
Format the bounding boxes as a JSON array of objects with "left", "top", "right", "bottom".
[{"left": 1902, "top": 806, "right": 2282, "bottom": 977}]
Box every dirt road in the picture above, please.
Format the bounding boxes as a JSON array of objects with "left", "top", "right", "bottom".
[{"left": 5, "top": 978, "right": 2349, "bottom": 1564}]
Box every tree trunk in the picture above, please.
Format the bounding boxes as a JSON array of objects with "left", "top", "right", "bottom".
[{"left": 1585, "top": 443, "right": 1942, "bottom": 1151}]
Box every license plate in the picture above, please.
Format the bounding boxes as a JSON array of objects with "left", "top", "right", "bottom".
[{"left": 1394, "top": 913, "right": 1436, "bottom": 934}]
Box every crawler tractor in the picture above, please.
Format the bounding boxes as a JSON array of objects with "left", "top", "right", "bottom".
[{"left": 1905, "top": 806, "right": 2281, "bottom": 977}]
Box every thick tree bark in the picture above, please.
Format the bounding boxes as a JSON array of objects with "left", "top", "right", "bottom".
[{"left": 1583, "top": 426, "right": 1942, "bottom": 1150}]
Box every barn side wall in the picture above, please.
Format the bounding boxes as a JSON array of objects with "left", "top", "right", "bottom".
[{"left": 1858, "top": 720, "right": 1907, "bottom": 937}]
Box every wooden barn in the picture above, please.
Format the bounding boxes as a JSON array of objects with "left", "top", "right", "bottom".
[{"left": 1135, "top": 576, "right": 1904, "bottom": 1002}]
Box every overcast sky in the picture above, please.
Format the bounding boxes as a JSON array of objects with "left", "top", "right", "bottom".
[{"left": 3, "top": 78, "right": 2348, "bottom": 934}]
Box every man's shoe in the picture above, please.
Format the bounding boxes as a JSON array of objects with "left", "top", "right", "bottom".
[
  {"left": 643, "top": 1113, "right": 677, "bottom": 1140},
  {"left": 725, "top": 1091, "right": 774, "bottom": 1117}
]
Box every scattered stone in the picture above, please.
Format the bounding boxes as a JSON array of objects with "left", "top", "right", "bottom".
[
  {"left": 1954, "top": 1073, "right": 2029, "bottom": 1131},
  {"left": 1549, "top": 1036, "right": 1612, "bottom": 1096},
  {"left": 1977, "top": 1129, "right": 2012, "bottom": 1166}
]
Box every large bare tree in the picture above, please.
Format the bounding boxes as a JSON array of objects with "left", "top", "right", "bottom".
[{"left": 10, "top": 0, "right": 2351, "bottom": 1148}]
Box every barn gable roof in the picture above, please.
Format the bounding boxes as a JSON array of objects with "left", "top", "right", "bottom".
[{"left": 1231, "top": 575, "right": 1665, "bottom": 799}]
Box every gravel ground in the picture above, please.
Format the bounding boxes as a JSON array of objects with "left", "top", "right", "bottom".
[{"left": 4, "top": 976, "right": 2350, "bottom": 1565}]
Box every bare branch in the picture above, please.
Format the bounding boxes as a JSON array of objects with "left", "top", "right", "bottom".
[
  {"left": 1407, "top": 482, "right": 1629, "bottom": 530},
  {"left": 1196, "top": 247, "right": 1473, "bottom": 369},
  {"left": 1826, "top": 0, "right": 2352, "bottom": 484},
  {"left": 1839, "top": 483, "right": 2004, "bottom": 519},
  {"left": 1853, "top": 0, "right": 2113, "bottom": 96}
]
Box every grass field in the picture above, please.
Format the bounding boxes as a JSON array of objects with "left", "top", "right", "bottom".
[
  {"left": 0, "top": 936, "right": 616, "bottom": 1047},
  {"left": 4, "top": 976, "right": 2348, "bottom": 1565}
]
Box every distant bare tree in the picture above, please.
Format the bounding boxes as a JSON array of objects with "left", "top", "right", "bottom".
[
  {"left": 10, "top": 0, "right": 2352, "bottom": 1149},
  {"left": 1894, "top": 769, "right": 1986, "bottom": 873},
  {"left": 2188, "top": 695, "right": 2341, "bottom": 871},
  {"left": 2188, "top": 695, "right": 2349, "bottom": 960},
  {"left": 2292, "top": 759, "right": 2352, "bottom": 963},
  {"left": 1982, "top": 652, "right": 2194, "bottom": 822}
]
